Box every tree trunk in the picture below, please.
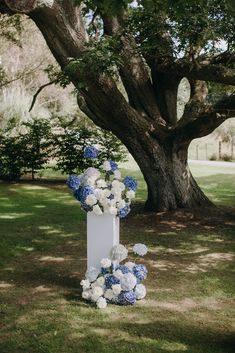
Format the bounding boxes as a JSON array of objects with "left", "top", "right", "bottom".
[{"left": 121, "top": 132, "right": 213, "bottom": 211}]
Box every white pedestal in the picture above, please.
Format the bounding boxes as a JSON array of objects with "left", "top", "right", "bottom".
[{"left": 87, "top": 212, "right": 120, "bottom": 269}]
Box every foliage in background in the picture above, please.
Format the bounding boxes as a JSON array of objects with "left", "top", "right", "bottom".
[{"left": 0, "top": 120, "right": 128, "bottom": 181}]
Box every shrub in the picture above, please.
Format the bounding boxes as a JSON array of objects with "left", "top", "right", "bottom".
[
  {"left": 221, "top": 154, "right": 232, "bottom": 162},
  {"left": 209, "top": 153, "right": 217, "bottom": 161}
]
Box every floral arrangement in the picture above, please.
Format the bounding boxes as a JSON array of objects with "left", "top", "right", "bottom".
[
  {"left": 67, "top": 146, "right": 137, "bottom": 218},
  {"left": 80, "top": 243, "right": 148, "bottom": 309}
]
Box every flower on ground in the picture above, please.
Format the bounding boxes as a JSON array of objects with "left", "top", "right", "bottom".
[
  {"left": 133, "top": 243, "right": 148, "bottom": 256},
  {"left": 91, "top": 286, "right": 104, "bottom": 302},
  {"left": 82, "top": 290, "right": 91, "bottom": 300},
  {"left": 116, "top": 265, "right": 132, "bottom": 274},
  {"left": 135, "top": 284, "right": 146, "bottom": 300},
  {"left": 104, "top": 289, "right": 116, "bottom": 301},
  {"left": 100, "top": 258, "right": 112, "bottom": 269},
  {"left": 120, "top": 272, "right": 137, "bottom": 291},
  {"left": 105, "top": 274, "right": 120, "bottom": 289},
  {"left": 133, "top": 264, "right": 148, "bottom": 281},
  {"left": 84, "top": 146, "right": 98, "bottom": 159},
  {"left": 112, "top": 284, "right": 122, "bottom": 295},
  {"left": 80, "top": 279, "right": 90, "bottom": 290},
  {"left": 85, "top": 267, "right": 100, "bottom": 282},
  {"left": 125, "top": 261, "right": 135, "bottom": 270},
  {"left": 110, "top": 244, "right": 128, "bottom": 262},
  {"left": 96, "top": 297, "right": 107, "bottom": 309},
  {"left": 118, "top": 290, "right": 136, "bottom": 305},
  {"left": 113, "top": 269, "right": 124, "bottom": 280}
]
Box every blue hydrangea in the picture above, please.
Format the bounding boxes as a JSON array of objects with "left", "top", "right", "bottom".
[
  {"left": 74, "top": 186, "right": 94, "bottom": 203},
  {"left": 116, "top": 265, "right": 132, "bottom": 274},
  {"left": 133, "top": 264, "right": 148, "bottom": 281},
  {"left": 123, "top": 176, "right": 138, "bottom": 191},
  {"left": 118, "top": 205, "right": 130, "bottom": 218},
  {"left": 81, "top": 202, "right": 92, "bottom": 212},
  {"left": 84, "top": 146, "right": 98, "bottom": 159},
  {"left": 105, "top": 275, "right": 120, "bottom": 289},
  {"left": 109, "top": 160, "right": 118, "bottom": 172},
  {"left": 118, "top": 290, "right": 136, "bottom": 305},
  {"left": 67, "top": 175, "right": 81, "bottom": 190},
  {"left": 101, "top": 267, "right": 110, "bottom": 275}
]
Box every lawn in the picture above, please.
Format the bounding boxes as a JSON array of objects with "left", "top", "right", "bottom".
[{"left": 0, "top": 163, "right": 234, "bottom": 353}]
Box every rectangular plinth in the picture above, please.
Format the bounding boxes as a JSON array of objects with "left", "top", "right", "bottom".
[{"left": 87, "top": 212, "right": 120, "bottom": 269}]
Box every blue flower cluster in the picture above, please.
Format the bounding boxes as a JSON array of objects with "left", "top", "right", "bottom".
[
  {"left": 105, "top": 274, "right": 120, "bottom": 289},
  {"left": 74, "top": 186, "right": 94, "bottom": 203},
  {"left": 118, "top": 205, "right": 130, "bottom": 218},
  {"left": 123, "top": 176, "right": 138, "bottom": 191},
  {"left": 108, "top": 160, "right": 118, "bottom": 172},
  {"left": 133, "top": 264, "right": 148, "bottom": 281},
  {"left": 67, "top": 175, "right": 81, "bottom": 190},
  {"left": 84, "top": 146, "right": 98, "bottom": 159},
  {"left": 116, "top": 265, "right": 132, "bottom": 274},
  {"left": 118, "top": 290, "right": 136, "bottom": 305}
]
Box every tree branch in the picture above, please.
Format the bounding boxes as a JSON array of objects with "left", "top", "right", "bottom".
[
  {"left": 28, "top": 79, "right": 57, "bottom": 112},
  {"left": 173, "top": 94, "right": 235, "bottom": 144},
  {"left": 155, "top": 59, "right": 235, "bottom": 86}
]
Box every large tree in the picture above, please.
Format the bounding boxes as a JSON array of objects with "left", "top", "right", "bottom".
[{"left": 0, "top": 0, "right": 235, "bottom": 211}]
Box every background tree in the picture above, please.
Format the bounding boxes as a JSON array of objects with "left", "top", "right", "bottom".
[{"left": 0, "top": 0, "right": 234, "bottom": 211}]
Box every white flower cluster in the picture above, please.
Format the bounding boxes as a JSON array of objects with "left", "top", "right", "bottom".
[{"left": 80, "top": 244, "right": 148, "bottom": 309}]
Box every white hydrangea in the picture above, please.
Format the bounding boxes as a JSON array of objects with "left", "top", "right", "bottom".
[
  {"left": 117, "top": 200, "right": 126, "bottom": 210},
  {"left": 96, "top": 297, "right": 107, "bottom": 309},
  {"left": 104, "top": 289, "right": 115, "bottom": 301},
  {"left": 85, "top": 266, "right": 100, "bottom": 282},
  {"left": 135, "top": 284, "right": 146, "bottom": 300},
  {"left": 110, "top": 244, "right": 128, "bottom": 262},
  {"left": 82, "top": 290, "right": 91, "bottom": 300},
  {"left": 92, "top": 204, "right": 103, "bottom": 215},
  {"left": 102, "top": 161, "right": 111, "bottom": 171},
  {"left": 125, "top": 261, "right": 135, "bottom": 270},
  {"left": 96, "top": 179, "right": 107, "bottom": 188},
  {"left": 80, "top": 279, "right": 91, "bottom": 290},
  {"left": 126, "top": 190, "right": 135, "bottom": 199},
  {"left": 100, "top": 258, "right": 112, "bottom": 268},
  {"left": 91, "top": 286, "right": 104, "bottom": 302},
  {"left": 96, "top": 276, "right": 105, "bottom": 287},
  {"left": 108, "top": 206, "right": 118, "bottom": 216},
  {"left": 81, "top": 167, "right": 100, "bottom": 185},
  {"left": 113, "top": 269, "right": 124, "bottom": 280},
  {"left": 112, "top": 284, "right": 122, "bottom": 295},
  {"left": 133, "top": 243, "right": 148, "bottom": 256},
  {"left": 120, "top": 272, "right": 137, "bottom": 291},
  {"left": 113, "top": 170, "right": 121, "bottom": 179},
  {"left": 103, "top": 189, "right": 111, "bottom": 198},
  {"left": 99, "top": 197, "right": 109, "bottom": 207},
  {"left": 86, "top": 176, "right": 97, "bottom": 187},
  {"left": 85, "top": 194, "right": 97, "bottom": 206}
]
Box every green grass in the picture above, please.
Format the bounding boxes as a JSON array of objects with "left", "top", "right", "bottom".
[{"left": 0, "top": 164, "right": 235, "bottom": 353}]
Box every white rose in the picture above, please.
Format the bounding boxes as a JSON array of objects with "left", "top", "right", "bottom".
[
  {"left": 112, "top": 284, "right": 122, "bottom": 295},
  {"left": 113, "top": 269, "right": 124, "bottom": 280},
  {"left": 117, "top": 200, "right": 126, "bottom": 210},
  {"left": 112, "top": 180, "right": 121, "bottom": 188},
  {"left": 103, "top": 189, "right": 111, "bottom": 198},
  {"left": 108, "top": 206, "right": 118, "bottom": 216},
  {"left": 91, "top": 286, "right": 104, "bottom": 302},
  {"left": 80, "top": 279, "right": 91, "bottom": 290},
  {"left": 120, "top": 273, "right": 137, "bottom": 291},
  {"left": 85, "top": 267, "right": 100, "bottom": 282},
  {"left": 133, "top": 243, "right": 148, "bottom": 256},
  {"left": 96, "top": 276, "right": 105, "bottom": 287},
  {"left": 110, "top": 244, "right": 128, "bottom": 262},
  {"left": 135, "top": 284, "right": 146, "bottom": 300},
  {"left": 96, "top": 297, "right": 107, "bottom": 309},
  {"left": 81, "top": 168, "right": 100, "bottom": 185},
  {"left": 92, "top": 204, "right": 103, "bottom": 215},
  {"left": 82, "top": 290, "right": 91, "bottom": 300},
  {"left": 102, "top": 161, "right": 111, "bottom": 171},
  {"left": 96, "top": 179, "right": 107, "bottom": 188},
  {"left": 125, "top": 261, "right": 135, "bottom": 270},
  {"left": 104, "top": 289, "right": 115, "bottom": 301},
  {"left": 100, "top": 258, "right": 112, "bottom": 268},
  {"left": 99, "top": 197, "right": 109, "bottom": 207},
  {"left": 86, "top": 176, "right": 97, "bottom": 186},
  {"left": 113, "top": 170, "right": 121, "bottom": 179},
  {"left": 126, "top": 190, "right": 135, "bottom": 199},
  {"left": 85, "top": 194, "right": 97, "bottom": 206}
]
